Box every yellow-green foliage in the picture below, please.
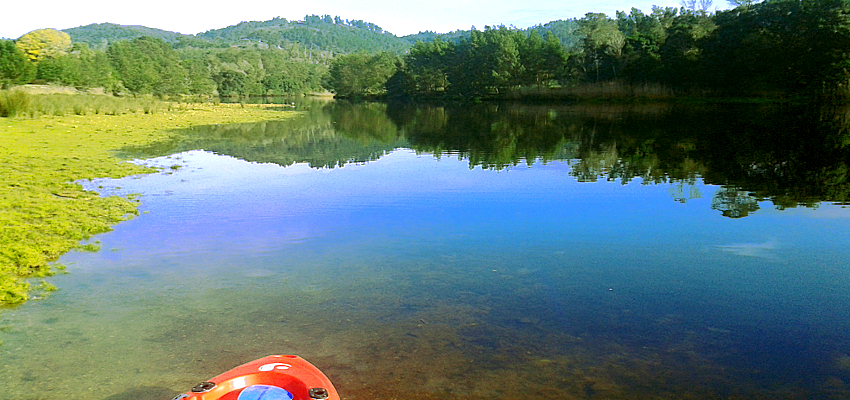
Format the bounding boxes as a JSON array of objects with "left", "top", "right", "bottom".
[
  {"left": 0, "top": 93, "right": 292, "bottom": 305},
  {"left": 15, "top": 29, "right": 72, "bottom": 63}
]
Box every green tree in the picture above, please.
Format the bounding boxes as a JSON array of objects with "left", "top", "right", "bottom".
[
  {"left": 213, "top": 47, "right": 265, "bottom": 95},
  {"left": 519, "top": 31, "right": 568, "bottom": 87},
  {"left": 405, "top": 39, "right": 453, "bottom": 94},
  {"left": 701, "top": 0, "right": 850, "bottom": 96},
  {"left": 527, "top": 19, "right": 583, "bottom": 50},
  {"left": 34, "top": 43, "right": 119, "bottom": 91},
  {"left": 34, "top": 54, "right": 72, "bottom": 83},
  {"left": 657, "top": 11, "right": 716, "bottom": 89},
  {"left": 391, "top": 26, "right": 568, "bottom": 98},
  {"left": 485, "top": 27, "right": 525, "bottom": 92},
  {"left": 178, "top": 46, "right": 328, "bottom": 97},
  {"left": 326, "top": 52, "right": 399, "bottom": 98},
  {"left": 82, "top": 49, "right": 121, "bottom": 91},
  {"left": 260, "top": 49, "right": 325, "bottom": 95},
  {"left": 617, "top": 7, "right": 678, "bottom": 83},
  {"left": 108, "top": 39, "right": 158, "bottom": 94},
  {"left": 108, "top": 36, "right": 187, "bottom": 95},
  {"left": 541, "top": 33, "right": 570, "bottom": 84},
  {"left": 0, "top": 40, "right": 36, "bottom": 87},
  {"left": 447, "top": 26, "right": 525, "bottom": 97},
  {"left": 575, "top": 13, "right": 626, "bottom": 82},
  {"left": 181, "top": 57, "right": 217, "bottom": 95},
  {"left": 518, "top": 31, "right": 547, "bottom": 87},
  {"left": 212, "top": 69, "right": 247, "bottom": 96}
]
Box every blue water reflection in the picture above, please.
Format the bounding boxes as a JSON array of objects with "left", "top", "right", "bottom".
[{"left": 1, "top": 102, "right": 849, "bottom": 400}]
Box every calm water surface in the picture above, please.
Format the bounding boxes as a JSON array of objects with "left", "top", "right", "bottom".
[{"left": 2, "top": 100, "right": 850, "bottom": 399}]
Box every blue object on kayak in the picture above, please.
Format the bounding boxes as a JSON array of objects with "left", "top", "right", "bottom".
[{"left": 237, "top": 385, "right": 294, "bottom": 400}]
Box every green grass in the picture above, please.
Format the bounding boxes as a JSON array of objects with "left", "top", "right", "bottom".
[{"left": 0, "top": 92, "right": 294, "bottom": 306}]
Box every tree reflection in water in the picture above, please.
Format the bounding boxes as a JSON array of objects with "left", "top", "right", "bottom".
[{"left": 122, "top": 99, "right": 850, "bottom": 218}]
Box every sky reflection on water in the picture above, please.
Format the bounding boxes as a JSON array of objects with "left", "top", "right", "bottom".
[{"left": 2, "top": 103, "right": 850, "bottom": 400}]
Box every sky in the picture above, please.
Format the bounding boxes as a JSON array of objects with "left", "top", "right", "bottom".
[{"left": 1, "top": 0, "right": 697, "bottom": 40}]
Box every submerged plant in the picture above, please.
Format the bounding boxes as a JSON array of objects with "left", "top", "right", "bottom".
[{"left": 0, "top": 97, "right": 292, "bottom": 305}]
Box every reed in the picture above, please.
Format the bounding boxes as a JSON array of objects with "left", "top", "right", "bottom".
[
  {"left": 0, "top": 90, "right": 33, "bottom": 117},
  {"left": 0, "top": 91, "right": 173, "bottom": 118},
  {"left": 142, "top": 99, "right": 158, "bottom": 114},
  {"left": 511, "top": 81, "right": 675, "bottom": 102}
]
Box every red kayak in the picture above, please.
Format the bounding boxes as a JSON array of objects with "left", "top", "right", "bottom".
[{"left": 172, "top": 355, "right": 340, "bottom": 400}]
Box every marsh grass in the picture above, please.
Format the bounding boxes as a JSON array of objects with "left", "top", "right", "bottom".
[
  {"left": 0, "top": 95, "right": 293, "bottom": 305},
  {"left": 0, "top": 90, "right": 33, "bottom": 117},
  {"left": 0, "top": 90, "right": 235, "bottom": 118},
  {"left": 0, "top": 90, "right": 177, "bottom": 118},
  {"left": 511, "top": 81, "right": 676, "bottom": 101}
]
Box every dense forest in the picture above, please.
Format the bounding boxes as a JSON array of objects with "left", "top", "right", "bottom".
[
  {"left": 379, "top": 0, "right": 850, "bottom": 99},
  {"left": 0, "top": 15, "right": 404, "bottom": 97},
  {"left": 2, "top": 0, "right": 850, "bottom": 99}
]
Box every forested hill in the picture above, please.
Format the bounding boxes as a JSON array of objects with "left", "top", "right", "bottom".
[
  {"left": 62, "top": 15, "right": 582, "bottom": 55},
  {"left": 63, "top": 23, "right": 185, "bottom": 48},
  {"left": 197, "top": 15, "right": 411, "bottom": 54},
  {"left": 403, "top": 19, "right": 582, "bottom": 49},
  {"left": 63, "top": 15, "right": 413, "bottom": 54}
]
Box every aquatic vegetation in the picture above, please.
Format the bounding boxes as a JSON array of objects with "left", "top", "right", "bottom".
[{"left": 0, "top": 97, "right": 293, "bottom": 305}]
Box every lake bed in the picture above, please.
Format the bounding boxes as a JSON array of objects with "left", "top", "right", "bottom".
[{"left": 2, "top": 100, "right": 849, "bottom": 399}]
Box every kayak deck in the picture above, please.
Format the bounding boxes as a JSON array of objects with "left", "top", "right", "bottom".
[{"left": 172, "top": 355, "right": 339, "bottom": 400}]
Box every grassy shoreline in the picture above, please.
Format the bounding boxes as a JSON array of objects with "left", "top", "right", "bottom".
[{"left": 0, "top": 100, "right": 295, "bottom": 306}]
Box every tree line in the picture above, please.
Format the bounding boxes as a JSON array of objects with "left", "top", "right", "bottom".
[
  {"left": 0, "top": 29, "right": 328, "bottom": 96},
  {"left": 326, "top": 0, "right": 850, "bottom": 99},
  {"left": 4, "top": 1, "right": 850, "bottom": 99}
]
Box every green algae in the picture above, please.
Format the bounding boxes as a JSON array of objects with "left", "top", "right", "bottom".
[{"left": 0, "top": 97, "right": 295, "bottom": 306}]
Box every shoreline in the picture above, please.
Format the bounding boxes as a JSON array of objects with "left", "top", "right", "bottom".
[{"left": 0, "top": 102, "right": 296, "bottom": 306}]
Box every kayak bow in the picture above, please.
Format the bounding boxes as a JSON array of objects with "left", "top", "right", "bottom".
[{"left": 172, "top": 355, "right": 339, "bottom": 400}]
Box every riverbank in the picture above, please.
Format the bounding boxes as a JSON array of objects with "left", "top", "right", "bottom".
[{"left": 0, "top": 101, "right": 296, "bottom": 306}]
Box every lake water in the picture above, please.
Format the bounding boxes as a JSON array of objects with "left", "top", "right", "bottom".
[{"left": 2, "top": 100, "right": 850, "bottom": 399}]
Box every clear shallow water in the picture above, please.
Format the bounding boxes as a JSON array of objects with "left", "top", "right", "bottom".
[{"left": 2, "top": 101, "right": 850, "bottom": 399}]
